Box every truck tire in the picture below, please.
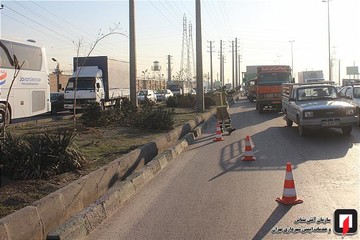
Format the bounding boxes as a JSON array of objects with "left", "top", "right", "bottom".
[
  {"left": 99, "top": 101, "right": 105, "bottom": 111},
  {"left": 298, "top": 124, "right": 307, "bottom": 137},
  {"left": 0, "top": 103, "right": 11, "bottom": 125},
  {"left": 257, "top": 104, "right": 263, "bottom": 113},
  {"left": 51, "top": 107, "right": 57, "bottom": 115},
  {"left": 342, "top": 126, "right": 352, "bottom": 135}
]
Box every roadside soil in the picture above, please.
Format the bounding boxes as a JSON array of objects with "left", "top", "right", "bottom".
[{"left": 0, "top": 107, "right": 208, "bottom": 219}]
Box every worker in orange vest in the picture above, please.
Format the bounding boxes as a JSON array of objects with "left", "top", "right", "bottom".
[{"left": 214, "top": 86, "right": 236, "bottom": 135}]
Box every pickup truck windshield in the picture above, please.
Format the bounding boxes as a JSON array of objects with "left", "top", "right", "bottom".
[
  {"left": 66, "top": 78, "right": 95, "bottom": 91},
  {"left": 258, "top": 72, "right": 291, "bottom": 85},
  {"left": 297, "top": 86, "right": 338, "bottom": 101}
]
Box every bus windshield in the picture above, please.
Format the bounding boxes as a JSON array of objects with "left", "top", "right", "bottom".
[
  {"left": 66, "top": 78, "right": 95, "bottom": 91},
  {"left": 258, "top": 73, "right": 291, "bottom": 85}
]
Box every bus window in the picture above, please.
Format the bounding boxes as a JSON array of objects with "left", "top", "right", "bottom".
[{"left": 12, "top": 42, "right": 42, "bottom": 71}]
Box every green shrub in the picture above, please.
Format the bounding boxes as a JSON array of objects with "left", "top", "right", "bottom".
[
  {"left": 80, "top": 99, "right": 138, "bottom": 127},
  {"left": 176, "top": 94, "right": 195, "bottom": 108},
  {"left": 166, "top": 96, "right": 177, "bottom": 108},
  {"left": 135, "top": 105, "right": 174, "bottom": 130},
  {"left": 80, "top": 103, "right": 102, "bottom": 127},
  {"left": 1, "top": 130, "right": 84, "bottom": 180},
  {"left": 79, "top": 98, "right": 174, "bottom": 130}
]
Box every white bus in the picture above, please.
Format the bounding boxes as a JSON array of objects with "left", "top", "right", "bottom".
[{"left": 0, "top": 38, "right": 51, "bottom": 124}]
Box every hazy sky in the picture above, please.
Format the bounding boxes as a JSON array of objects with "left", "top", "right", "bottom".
[{"left": 1, "top": 0, "right": 359, "bottom": 84}]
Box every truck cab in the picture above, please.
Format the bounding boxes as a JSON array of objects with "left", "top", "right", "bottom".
[
  {"left": 256, "top": 65, "right": 292, "bottom": 112},
  {"left": 64, "top": 66, "right": 105, "bottom": 110}
]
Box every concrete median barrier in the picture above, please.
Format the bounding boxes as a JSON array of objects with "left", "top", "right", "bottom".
[{"left": 0, "top": 206, "right": 43, "bottom": 240}]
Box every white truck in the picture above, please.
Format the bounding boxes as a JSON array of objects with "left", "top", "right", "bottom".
[
  {"left": 166, "top": 80, "right": 192, "bottom": 95},
  {"left": 298, "top": 70, "right": 324, "bottom": 83},
  {"left": 64, "top": 56, "right": 129, "bottom": 111}
]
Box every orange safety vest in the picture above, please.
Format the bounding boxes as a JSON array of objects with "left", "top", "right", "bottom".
[{"left": 214, "top": 90, "right": 228, "bottom": 107}]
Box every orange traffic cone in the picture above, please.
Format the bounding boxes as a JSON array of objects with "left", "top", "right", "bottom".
[
  {"left": 213, "top": 122, "right": 224, "bottom": 142},
  {"left": 276, "top": 162, "right": 303, "bottom": 205},
  {"left": 242, "top": 135, "right": 255, "bottom": 161}
]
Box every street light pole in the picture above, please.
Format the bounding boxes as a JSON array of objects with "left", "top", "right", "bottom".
[
  {"left": 323, "top": 0, "right": 331, "bottom": 81},
  {"left": 51, "top": 58, "right": 60, "bottom": 92},
  {"left": 289, "top": 40, "right": 295, "bottom": 79}
]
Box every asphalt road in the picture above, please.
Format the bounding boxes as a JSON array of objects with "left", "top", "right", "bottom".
[{"left": 87, "top": 97, "right": 360, "bottom": 240}]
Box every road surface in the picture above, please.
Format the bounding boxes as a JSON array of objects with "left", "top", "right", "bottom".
[{"left": 87, "top": 97, "right": 360, "bottom": 240}]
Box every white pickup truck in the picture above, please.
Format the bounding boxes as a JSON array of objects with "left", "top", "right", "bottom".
[{"left": 281, "top": 82, "right": 358, "bottom": 136}]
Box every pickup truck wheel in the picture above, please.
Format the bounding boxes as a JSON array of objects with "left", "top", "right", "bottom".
[
  {"left": 342, "top": 126, "right": 352, "bottom": 135},
  {"left": 285, "top": 113, "right": 293, "bottom": 127},
  {"left": 298, "top": 124, "right": 307, "bottom": 137}
]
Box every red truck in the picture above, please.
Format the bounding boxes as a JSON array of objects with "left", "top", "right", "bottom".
[{"left": 255, "top": 65, "right": 292, "bottom": 113}]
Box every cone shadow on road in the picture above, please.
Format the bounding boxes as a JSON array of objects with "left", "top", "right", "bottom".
[
  {"left": 252, "top": 204, "right": 293, "bottom": 240},
  {"left": 208, "top": 160, "right": 242, "bottom": 181}
]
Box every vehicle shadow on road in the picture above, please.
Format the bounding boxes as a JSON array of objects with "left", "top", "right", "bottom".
[
  {"left": 208, "top": 124, "right": 359, "bottom": 181},
  {"left": 252, "top": 204, "right": 293, "bottom": 240}
]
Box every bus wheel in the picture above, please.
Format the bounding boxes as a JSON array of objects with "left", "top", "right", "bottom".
[{"left": 0, "top": 103, "right": 11, "bottom": 125}]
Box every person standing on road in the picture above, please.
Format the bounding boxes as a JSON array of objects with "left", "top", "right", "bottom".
[{"left": 214, "top": 86, "right": 236, "bottom": 135}]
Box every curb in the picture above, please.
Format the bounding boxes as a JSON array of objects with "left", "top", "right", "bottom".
[{"left": 46, "top": 122, "right": 206, "bottom": 240}]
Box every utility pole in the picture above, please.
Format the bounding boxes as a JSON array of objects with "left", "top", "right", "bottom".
[
  {"left": 167, "top": 55, "right": 172, "bottom": 81},
  {"left": 208, "top": 41, "right": 214, "bottom": 92},
  {"left": 235, "top": 38, "right": 238, "bottom": 89},
  {"left": 195, "top": 0, "right": 204, "bottom": 112},
  {"left": 231, "top": 41, "right": 235, "bottom": 90},
  {"left": 289, "top": 40, "right": 295, "bottom": 79},
  {"left": 238, "top": 54, "right": 242, "bottom": 86},
  {"left": 323, "top": 0, "right": 332, "bottom": 81},
  {"left": 219, "top": 40, "right": 223, "bottom": 85},
  {"left": 129, "top": 0, "right": 137, "bottom": 107},
  {"left": 222, "top": 55, "right": 225, "bottom": 86},
  {"left": 338, "top": 59, "right": 341, "bottom": 85}
]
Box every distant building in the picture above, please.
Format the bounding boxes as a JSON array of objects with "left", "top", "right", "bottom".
[{"left": 49, "top": 73, "right": 71, "bottom": 92}]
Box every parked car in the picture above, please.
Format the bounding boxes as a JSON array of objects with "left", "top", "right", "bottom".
[
  {"left": 339, "top": 85, "right": 360, "bottom": 124},
  {"left": 281, "top": 82, "right": 358, "bottom": 136},
  {"left": 50, "top": 92, "right": 65, "bottom": 114},
  {"left": 154, "top": 90, "right": 163, "bottom": 102},
  {"left": 154, "top": 89, "right": 173, "bottom": 102},
  {"left": 137, "top": 89, "right": 157, "bottom": 103}
]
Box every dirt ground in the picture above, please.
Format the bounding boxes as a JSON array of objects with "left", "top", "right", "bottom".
[{"left": 0, "top": 107, "right": 207, "bottom": 219}]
